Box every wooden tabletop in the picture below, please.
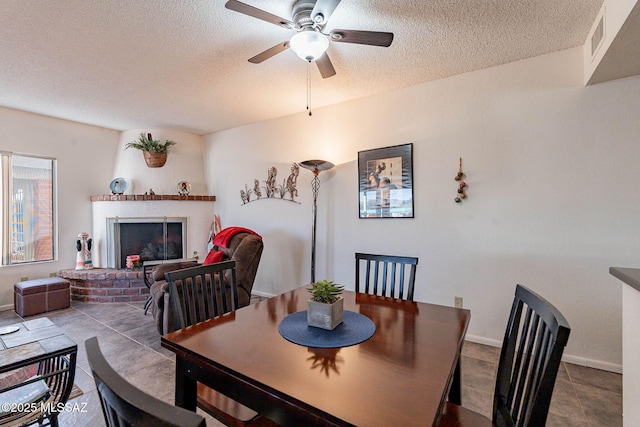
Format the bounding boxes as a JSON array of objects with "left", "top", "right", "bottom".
[{"left": 162, "top": 287, "right": 471, "bottom": 427}]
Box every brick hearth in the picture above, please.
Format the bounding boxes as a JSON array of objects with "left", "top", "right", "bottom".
[{"left": 60, "top": 268, "right": 147, "bottom": 303}]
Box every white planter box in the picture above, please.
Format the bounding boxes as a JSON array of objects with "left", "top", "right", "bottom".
[{"left": 307, "top": 297, "right": 344, "bottom": 330}]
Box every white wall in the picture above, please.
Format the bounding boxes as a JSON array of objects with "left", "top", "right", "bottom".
[
  {"left": 114, "top": 129, "right": 207, "bottom": 195},
  {"left": 0, "top": 107, "right": 120, "bottom": 307},
  {"left": 204, "top": 47, "right": 640, "bottom": 371}
]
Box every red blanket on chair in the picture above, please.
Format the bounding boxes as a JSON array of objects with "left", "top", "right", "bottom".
[
  {"left": 212, "top": 227, "right": 261, "bottom": 249},
  {"left": 203, "top": 227, "right": 261, "bottom": 265}
]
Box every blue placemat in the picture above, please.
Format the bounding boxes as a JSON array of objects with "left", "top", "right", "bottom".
[{"left": 278, "top": 310, "right": 376, "bottom": 348}]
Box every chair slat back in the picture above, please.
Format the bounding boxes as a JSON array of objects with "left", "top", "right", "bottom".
[
  {"left": 37, "top": 353, "right": 76, "bottom": 405},
  {"left": 494, "top": 285, "right": 571, "bottom": 427},
  {"left": 85, "top": 337, "right": 206, "bottom": 427},
  {"left": 166, "top": 261, "right": 239, "bottom": 331},
  {"left": 355, "top": 253, "right": 418, "bottom": 301}
]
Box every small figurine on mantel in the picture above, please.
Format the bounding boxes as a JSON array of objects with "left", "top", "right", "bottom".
[{"left": 144, "top": 188, "right": 155, "bottom": 196}]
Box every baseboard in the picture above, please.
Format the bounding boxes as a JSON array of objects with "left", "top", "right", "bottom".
[
  {"left": 465, "top": 334, "right": 502, "bottom": 348},
  {"left": 561, "top": 354, "right": 622, "bottom": 374},
  {"left": 0, "top": 304, "right": 14, "bottom": 312},
  {"left": 251, "top": 290, "right": 275, "bottom": 298},
  {"left": 465, "top": 334, "right": 622, "bottom": 374}
]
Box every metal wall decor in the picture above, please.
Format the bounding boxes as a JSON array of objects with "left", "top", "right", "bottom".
[
  {"left": 240, "top": 163, "right": 300, "bottom": 204},
  {"left": 454, "top": 158, "right": 468, "bottom": 203}
]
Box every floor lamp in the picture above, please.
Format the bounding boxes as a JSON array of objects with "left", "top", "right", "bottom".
[{"left": 300, "top": 159, "right": 335, "bottom": 284}]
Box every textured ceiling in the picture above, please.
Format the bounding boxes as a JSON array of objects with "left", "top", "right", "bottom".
[{"left": 0, "top": 0, "right": 604, "bottom": 135}]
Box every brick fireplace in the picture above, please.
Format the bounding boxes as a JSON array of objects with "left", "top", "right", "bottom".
[
  {"left": 60, "top": 268, "right": 146, "bottom": 303},
  {"left": 66, "top": 192, "right": 216, "bottom": 302}
]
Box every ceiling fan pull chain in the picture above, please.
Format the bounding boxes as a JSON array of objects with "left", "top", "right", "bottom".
[{"left": 307, "top": 60, "right": 312, "bottom": 116}]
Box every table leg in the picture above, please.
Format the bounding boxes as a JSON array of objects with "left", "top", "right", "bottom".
[
  {"left": 175, "top": 357, "right": 197, "bottom": 411},
  {"left": 448, "top": 357, "right": 462, "bottom": 405}
]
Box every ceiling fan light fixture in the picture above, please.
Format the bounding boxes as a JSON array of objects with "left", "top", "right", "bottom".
[{"left": 290, "top": 29, "right": 329, "bottom": 61}]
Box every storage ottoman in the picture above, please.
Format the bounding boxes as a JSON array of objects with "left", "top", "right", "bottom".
[{"left": 14, "top": 277, "right": 71, "bottom": 317}]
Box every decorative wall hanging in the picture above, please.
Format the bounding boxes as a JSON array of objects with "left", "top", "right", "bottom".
[
  {"left": 240, "top": 163, "right": 300, "bottom": 204},
  {"left": 454, "top": 158, "right": 467, "bottom": 203},
  {"left": 358, "top": 143, "right": 414, "bottom": 218}
]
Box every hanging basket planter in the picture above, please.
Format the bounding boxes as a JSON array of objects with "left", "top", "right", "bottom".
[
  {"left": 125, "top": 133, "right": 176, "bottom": 169},
  {"left": 143, "top": 151, "right": 168, "bottom": 168}
]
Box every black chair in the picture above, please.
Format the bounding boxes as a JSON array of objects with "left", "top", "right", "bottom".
[
  {"left": 166, "top": 261, "right": 269, "bottom": 427},
  {"left": 142, "top": 257, "right": 199, "bottom": 315},
  {"left": 166, "top": 261, "right": 239, "bottom": 330},
  {"left": 85, "top": 337, "right": 205, "bottom": 427},
  {"left": 0, "top": 352, "right": 77, "bottom": 427},
  {"left": 438, "top": 284, "right": 571, "bottom": 427},
  {"left": 355, "top": 252, "right": 419, "bottom": 301}
]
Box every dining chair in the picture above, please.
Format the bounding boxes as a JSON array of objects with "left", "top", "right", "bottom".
[
  {"left": 355, "top": 252, "right": 419, "bottom": 301},
  {"left": 166, "top": 262, "right": 271, "bottom": 427},
  {"left": 0, "top": 353, "right": 77, "bottom": 427},
  {"left": 166, "top": 261, "right": 239, "bottom": 330},
  {"left": 438, "top": 284, "right": 571, "bottom": 427},
  {"left": 85, "top": 337, "right": 206, "bottom": 427},
  {"left": 142, "top": 257, "right": 199, "bottom": 315}
]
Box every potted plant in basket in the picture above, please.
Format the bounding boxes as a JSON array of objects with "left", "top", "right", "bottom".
[
  {"left": 307, "top": 280, "right": 344, "bottom": 330},
  {"left": 125, "top": 133, "right": 177, "bottom": 168}
]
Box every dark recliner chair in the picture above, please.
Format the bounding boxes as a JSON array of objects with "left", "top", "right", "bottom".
[{"left": 149, "top": 231, "right": 263, "bottom": 335}]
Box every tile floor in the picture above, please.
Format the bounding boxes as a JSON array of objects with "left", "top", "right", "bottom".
[{"left": 0, "top": 299, "right": 622, "bottom": 427}]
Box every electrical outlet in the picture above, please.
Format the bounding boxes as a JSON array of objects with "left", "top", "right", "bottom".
[
  {"left": 454, "top": 296, "right": 463, "bottom": 308},
  {"left": 20, "top": 276, "right": 29, "bottom": 282}
]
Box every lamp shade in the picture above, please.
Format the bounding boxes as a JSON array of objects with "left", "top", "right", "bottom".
[{"left": 290, "top": 29, "right": 329, "bottom": 61}]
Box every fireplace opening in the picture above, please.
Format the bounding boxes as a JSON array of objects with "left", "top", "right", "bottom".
[{"left": 106, "top": 217, "right": 187, "bottom": 269}]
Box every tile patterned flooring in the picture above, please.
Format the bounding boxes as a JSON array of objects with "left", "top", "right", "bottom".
[{"left": 0, "top": 300, "right": 622, "bottom": 426}]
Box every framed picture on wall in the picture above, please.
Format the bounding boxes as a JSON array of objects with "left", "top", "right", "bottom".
[{"left": 358, "top": 143, "right": 414, "bottom": 218}]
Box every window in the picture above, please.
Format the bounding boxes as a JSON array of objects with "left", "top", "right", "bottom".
[{"left": 1, "top": 152, "right": 57, "bottom": 265}]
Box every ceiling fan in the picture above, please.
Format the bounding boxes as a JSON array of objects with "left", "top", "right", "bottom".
[{"left": 225, "top": 0, "right": 394, "bottom": 78}]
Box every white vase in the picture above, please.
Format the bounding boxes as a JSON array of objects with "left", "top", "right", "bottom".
[{"left": 307, "top": 297, "right": 344, "bottom": 330}]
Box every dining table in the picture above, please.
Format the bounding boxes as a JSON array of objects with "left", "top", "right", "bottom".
[{"left": 161, "top": 286, "right": 471, "bottom": 427}]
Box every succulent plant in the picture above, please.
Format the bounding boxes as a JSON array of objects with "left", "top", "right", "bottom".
[{"left": 308, "top": 280, "right": 344, "bottom": 304}]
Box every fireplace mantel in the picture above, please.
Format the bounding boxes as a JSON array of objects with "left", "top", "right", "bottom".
[{"left": 91, "top": 194, "right": 216, "bottom": 202}]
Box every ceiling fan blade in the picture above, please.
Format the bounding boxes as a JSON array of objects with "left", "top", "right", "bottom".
[
  {"left": 316, "top": 52, "right": 336, "bottom": 78},
  {"left": 248, "top": 41, "right": 290, "bottom": 64},
  {"left": 225, "top": 0, "right": 295, "bottom": 29},
  {"left": 329, "top": 29, "right": 394, "bottom": 47},
  {"left": 311, "top": 0, "right": 341, "bottom": 25}
]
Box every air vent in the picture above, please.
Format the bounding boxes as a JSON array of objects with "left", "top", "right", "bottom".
[{"left": 591, "top": 13, "right": 605, "bottom": 57}]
